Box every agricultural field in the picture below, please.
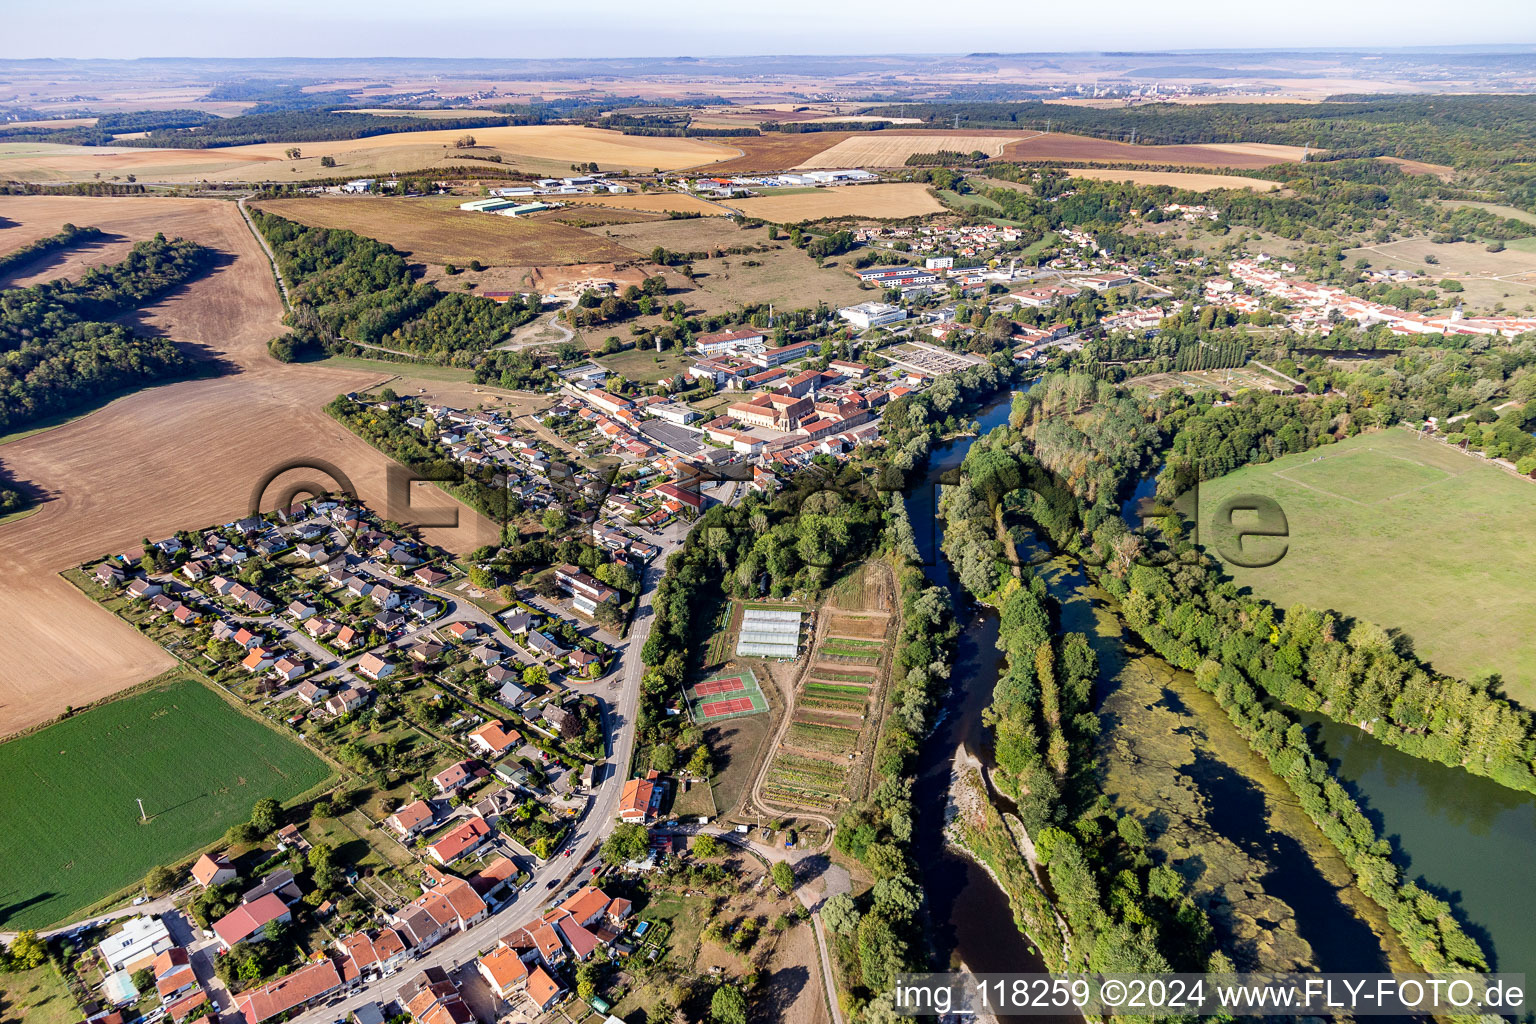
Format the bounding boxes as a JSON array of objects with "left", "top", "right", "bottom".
[
  {"left": 0, "top": 125, "right": 739, "bottom": 183},
  {"left": 0, "top": 672, "right": 332, "bottom": 929},
  {"left": 701, "top": 132, "right": 859, "bottom": 174},
  {"left": 252, "top": 196, "right": 639, "bottom": 267},
  {"left": 1194, "top": 429, "right": 1536, "bottom": 702},
  {"left": 1060, "top": 167, "right": 1281, "bottom": 192},
  {"left": 730, "top": 183, "right": 944, "bottom": 223},
  {"left": 794, "top": 133, "right": 1027, "bottom": 168},
  {"left": 555, "top": 192, "right": 727, "bottom": 216},
  {"left": 1343, "top": 236, "right": 1536, "bottom": 313},
  {"left": 0, "top": 194, "right": 499, "bottom": 737}
]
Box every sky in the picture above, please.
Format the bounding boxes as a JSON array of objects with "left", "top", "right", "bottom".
[{"left": 4, "top": 0, "right": 1535, "bottom": 59}]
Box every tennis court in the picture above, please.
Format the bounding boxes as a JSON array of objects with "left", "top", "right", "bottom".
[
  {"left": 695, "top": 676, "right": 747, "bottom": 697},
  {"left": 686, "top": 668, "right": 768, "bottom": 722}
]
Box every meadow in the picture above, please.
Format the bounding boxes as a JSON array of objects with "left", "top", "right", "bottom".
[
  {"left": 1195, "top": 429, "right": 1536, "bottom": 702},
  {"left": 0, "top": 672, "right": 332, "bottom": 929}
]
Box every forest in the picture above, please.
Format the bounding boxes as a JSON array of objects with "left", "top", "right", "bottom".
[
  {"left": 0, "top": 233, "right": 214, "bottom": 432},
  {"left": 253, "top": 211, "right": 541, "bottom": 365}
]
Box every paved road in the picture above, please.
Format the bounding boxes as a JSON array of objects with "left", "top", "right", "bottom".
[{"left": 284, "top": 537, "right": 675, "bottom": 1024}]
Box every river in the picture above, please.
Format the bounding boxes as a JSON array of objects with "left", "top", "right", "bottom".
[{"left": 904, "top": 387, "right": 1535, "bottom": 983}]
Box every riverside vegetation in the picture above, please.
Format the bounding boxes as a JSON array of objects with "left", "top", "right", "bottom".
[{"left": 938, "top": 371, "right": 1498, "bottom": 976}]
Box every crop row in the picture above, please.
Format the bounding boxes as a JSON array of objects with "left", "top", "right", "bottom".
[
  {"left": 788, "top": 720, "right": 859, "bottom": 755},
  {"left": 816, "top": 670, "right": 877, "bottom": 683},
  {"left": 805, "top": 681, "right": 870, "bottom": 696},
  {"left": 800, "top": 697, "right": 864, "bottom": 714},
  {"left": 763, "top": 783, "right": 837, "bottom": 810},
  {"left": 766, "top": 765, "right": 844, "bottom": 798},
  {"left": 776, "top": 751, "right": 850, "bottom": 776}
]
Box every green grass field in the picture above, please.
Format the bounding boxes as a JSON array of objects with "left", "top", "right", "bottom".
[
  {"left": 0, "top": 672, "right": 332, "bottom": 929},
  {"left": 1195, "top": 430, "right": 1536, "bottom": 702},
  {"left": 0, "top": 966, "right": 77, "bottom": 1024}
]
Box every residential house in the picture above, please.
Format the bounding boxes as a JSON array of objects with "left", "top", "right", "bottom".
[
  {"left": 335, "top": 625, "right": 360, "bottom": 649},
  {"left": 542, "top": 703, "right": 579, "bottom": 740},
  {"left": 371, "top": 927, "right": 411, "bottom": 975},
  {"left": 618, "top": 776, "right": 657, "bottom": 823},
  {"left": 426, "top": 815, "right": 492, "bottom": 865},
  {"left": 467, "top": 720, "right": 521, "bottom": 758},
  {"left": 126, "top": 579, "right": 163, "bottom": 601},
  {"left": 190, "top": 852, "right": 236, "bottom": 888},
  {"left": 240, "top": 647, "right": 275, "bottom": 673},
  {"left": 397, "top": 967, "right": 474, "bottom": 1024},
  {"left": 357, "top": 652, "right": 395, "bottom": 681},
  {"left": 212, "top": 892, "right": 292, "bottom": 949},
  {"left": 477, "top": 945, "right": 529, "bottom": 1007},
  {"left": 294, "top": 680, "right": 328, "bottom": 705},
  {"left": 241, "top": 868, "right": 303, "bottom": 906},
  {"left": 489, "top": 668, "right": 529, "bottom": 707},
  {"left": 324, "top": 686, "right": 369, "bottom": 717},
  {"left": 527, "top": 630, "right": 567, "bottom": 662},
  {"left": 385, "top": 799, "right": 436, "bottom": 838},
  {"left": 414, "top": 566, "right": 450, "bottom": 587},
  {"left": 445, "top": 620, "right": 479, "bottom": 643},
  {"left": 273, "top": 659, "right": 308, "bottom": 686},
  {"left": 525, "top": 964, "right": 564, "bottom": 1013},
  {"left": 432, "top": 760, "right": 476, "bottom": 794},
  {"left": 470, "top": 643, "right": 504, "bottom": 667},
  {"left": 150, "top": 948, "right": 197, "bottom": 1005},
  {"left": 232, "top": 959, "right": 341, "bottom": 1024}
]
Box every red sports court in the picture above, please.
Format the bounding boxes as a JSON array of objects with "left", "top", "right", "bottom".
[
  {"left": 694, "top": 676, "right": 746, "bottom": 697},
  {"left": 700, "top": 696, "right": 756, "bottom": 718}
]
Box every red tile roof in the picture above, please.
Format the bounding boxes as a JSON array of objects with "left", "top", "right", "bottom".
[
  {"left": 233, "top": 959, "right": 340, "bottom": 1023},
  {"left": 427, "top": 815, "right": 491, "bottom": 863},
  {"left": 213, "top": 892, "right": 289, "bottom": 947}
]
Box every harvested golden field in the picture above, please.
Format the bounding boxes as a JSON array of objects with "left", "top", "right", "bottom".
[
  {"left": 0, "top": 125, "right": 738, "bottom": 184},
  {"left": 555, "top": 192, "right": 727, "bottom": 216},
  {"left": 795, "top": 133, "right": 1025, "bottom": 168},
  {"left": 1061, "top": 167, "right": 1281, "bottom": 192},
  {"left": 252, "top": 196, "right": 638, "bottom": 267},
  {"left": 0, "top": 195, "right": 498, "bottom": 737},
  {"left": 998, "top": 131, "right": 1310, "bottom": 169},
  {"left": 730, "top": 183, "right": 944, "bottom": 222}
]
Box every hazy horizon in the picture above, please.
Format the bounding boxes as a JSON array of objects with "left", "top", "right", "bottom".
[{"left": 7, "top": 0, "right": 1536, "bottom": 61}]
